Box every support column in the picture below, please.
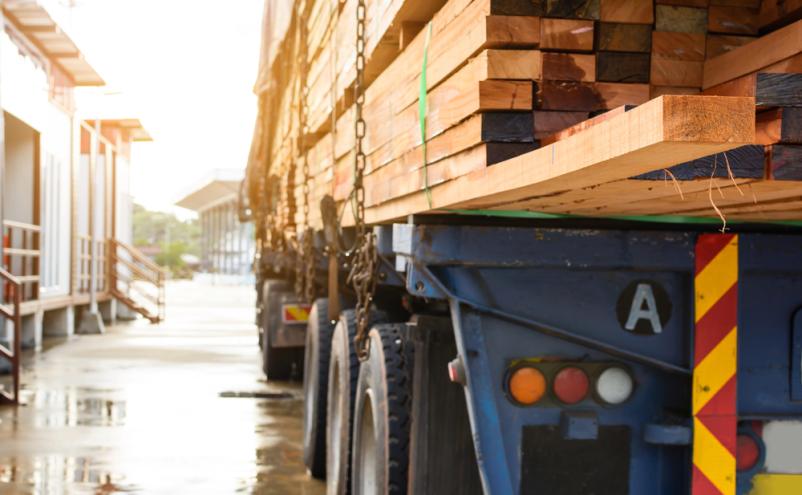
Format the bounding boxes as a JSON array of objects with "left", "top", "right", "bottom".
[
  {"left": 43, "top": 306, "right": 74, "bottom": 338},
  {"left": 78, "top": 122, "right": 105, "bottom": 334}
]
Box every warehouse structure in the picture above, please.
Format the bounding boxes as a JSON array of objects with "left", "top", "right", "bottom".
[{"left": 176, "top": 169, "right": 254, "bottom": 284}]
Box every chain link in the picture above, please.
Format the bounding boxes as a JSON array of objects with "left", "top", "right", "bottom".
[
  {"left": 295, "top": 4, "right": 316, "bottom": 302},
  {"left": 348, "top": 0, "right": 377, "bottom": 360}
]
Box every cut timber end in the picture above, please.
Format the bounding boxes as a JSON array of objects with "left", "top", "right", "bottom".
[{"left": 660, "top": 95, "right": 755, "bottom": 143}]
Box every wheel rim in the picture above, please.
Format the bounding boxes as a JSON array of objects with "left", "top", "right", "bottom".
[
  {"left": 329, "top": 361, "right": 342, "bottom": 478},
  {"left": 355, "top": 393, "right": 377, "bottom": 494},
  {"left": 303, "top": 330, "right": 316, "bottom": 445}
]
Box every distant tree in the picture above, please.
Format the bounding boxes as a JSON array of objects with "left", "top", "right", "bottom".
[{"left": 133, "top": 204, "right": 200, "bottom": 277}]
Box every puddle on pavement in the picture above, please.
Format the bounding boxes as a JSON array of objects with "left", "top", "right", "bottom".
[{"left": 0, "top": 283, "right": 326, "bottom": 494}]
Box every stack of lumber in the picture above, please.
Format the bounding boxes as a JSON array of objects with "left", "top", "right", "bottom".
[{"left": 248, "top": 0, "right": 802, "bottom": 234}]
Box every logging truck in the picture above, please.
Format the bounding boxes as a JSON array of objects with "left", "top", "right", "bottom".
[{"left": 243, "top": 0, "right": 802, "bottom": 493}]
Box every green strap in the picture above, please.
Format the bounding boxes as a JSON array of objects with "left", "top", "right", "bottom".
[
  {"left": 418, "top": 22, "right": 433, "bottom": 209},
  {"left": 445, "top": 208, "right": 802, "bottom": 227}
]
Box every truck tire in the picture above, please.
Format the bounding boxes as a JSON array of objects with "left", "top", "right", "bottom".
[
  {"left": 262, "top": 279, "right": 303, "bottom": 380},
  {"left": 326, "top": 310, "right": 385, "bottom": 495},
  {"left": 303, "top": 298, "right": 335, "bottom": 479},
  {"left": 350, "top": 324, "right": 413, "bottom": 495}
]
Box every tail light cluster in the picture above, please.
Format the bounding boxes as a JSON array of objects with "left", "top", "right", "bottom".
[{"left": 505, "top": 360, "right": 635, "bottom": 407}]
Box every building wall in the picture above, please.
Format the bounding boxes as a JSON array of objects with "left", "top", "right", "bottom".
[{"left": 1, "top": 27, "right": 73, "bottom": 298}]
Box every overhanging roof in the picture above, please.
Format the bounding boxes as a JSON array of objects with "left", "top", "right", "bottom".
[
  {"left": 175, "top": 169, "right": 243, "bottom": 212},
  {"left": 98, "top": 118, "right": 152, "bottom": 142},
  {"left": 3, "top": 1, "right": 104, "bottom": 86}
]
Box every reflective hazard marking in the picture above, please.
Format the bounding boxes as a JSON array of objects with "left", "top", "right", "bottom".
[
  {"left": 750, "top": 474, "right": 802, "bottom": 495},
  {"left": 693, "top": 234, "right": 738, "bottom": 495},
  {"left": 282, "top": 304, "right": 311, "bottom": 324}
]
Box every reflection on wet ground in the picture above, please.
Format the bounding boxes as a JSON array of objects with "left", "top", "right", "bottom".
[{"left": 0, "top": 281, "right": 325, "bottom": 494}]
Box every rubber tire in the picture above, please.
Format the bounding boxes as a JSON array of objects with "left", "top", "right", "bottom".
[
  {"left": 326, "top": 309, "right": 385, "bottom": 495},
  {"left": 303, "top": 298, "right": 336, "bottom": 479},
  {"left": 351, "top": 324, "right": 414, "bottom": 495},
  {"left": 256, "top": 280, "right": 264, "bottom": 348},
  {"left": 262, "top": 279, "right": 303, "bottom": 380}
]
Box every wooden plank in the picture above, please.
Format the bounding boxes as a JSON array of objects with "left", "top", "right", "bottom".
[
  {"left": 705, "top": 34, "right": 756, "bottom": 59},
  {"left": 651, "top": 86, "right": 702, "bottom": 97},
  {"left": 311, "top": 0, "right": 542, "bottom": 136},
  {"left": 365, "top": 49, "right": 538, "bottom": 166},
  {"left": 759, "top": 0, "right": 802, "bottom": 31},
  {"left": 710, "top": 0, "right": 759, "bottom": 6},
  {"left": 632, "top": 145, "right": 765, "bottom": 179},
  {"left": 539, "top": 81, "right": 649, "bottom": 111},
  {"left": 540, "top": 105, "right": 632, "bottom": 146},
  {"left": 652, "top": 32, "right": 705, "bottom": 61},
  {"left": 650, "top": 59, "right": 703, "bottom": 87},
  {"left": 655, "top": 5, "right": 708, "bottom": 33},
  {"left": 360, "top": 95, "right": 755, "bottom": 224},
  {"left": 540, "top": 18, "right": 594, "bottom": 51},
  {"left": 399, "top": 21, "right": 425, "bottom": 51},
  {"left": 533, "top": 110, "right": 589, "bottom": 139},
  {"left": 656, "top": 0, "right": 708, "bottom": 7},
  {"left": 545, "top": 0, "right": 600, "bottom": 19},
  {"left": 703, "top": 18, "right": 802, "bottom": 89},
  {"left": 768, "top": 144, "right": 802, "bottom": 179},
  {"left": 486, "top": 177, "right": 749, "bottom": 215},
  {"left": 703, "top": 72, "right": 802, "bottom": 107},
  {"left": 596, "top": 22, "right": 652, "bottom": 52},
  {"left": 365, "top": 143, "right": 536, "bottom": 206},
  {"left": 542, "top": 52, "right": 595, "bottom": 82},
  {"left": 600, "top": 0, "right": 653, "bottom": 23},
  {"left": 707, "top": 6, "right": 759, "bottom": 34},
  {"left": 568, "top": 180, "right": 802, "bottom": 218},
  {"left": 596, "top": 52, "right": 650, "bottom": 83},
  {"left": 756, "top": 108, "right": 802, "bottom": 144}
]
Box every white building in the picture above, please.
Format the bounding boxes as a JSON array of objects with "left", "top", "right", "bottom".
[
  {"left": 0, "top": 0, "right": 163, "bottom": 382},
  {"left": 176, "top": 169, "right": 254, "bottom": 285}
]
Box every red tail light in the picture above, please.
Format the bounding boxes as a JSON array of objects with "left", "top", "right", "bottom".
[
  {"left": 553, "top": 367, "right": 589, "bottom": 405},
  {"left": 736, "top": 434, "right": 760, "bottom": 471}
]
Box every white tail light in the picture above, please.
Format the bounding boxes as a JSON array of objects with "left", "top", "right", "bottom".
[{"left": 596, "top": 367, "right": 634, "bottom": 405}]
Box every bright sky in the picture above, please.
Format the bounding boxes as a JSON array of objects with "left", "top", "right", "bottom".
[{"left": 43, "top": 0, "right": 264, "bottom": 218}]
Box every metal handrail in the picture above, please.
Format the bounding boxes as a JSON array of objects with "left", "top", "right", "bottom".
[
  {"left": 0, "top": 266, "right": 22, "bottom": 405},
  {"left": 109, "top": 239, "right": 166, "bottom": 323},
  {"left": 113, "top": 239, "right": 166, "bottom": 275},
  {"left": 2, "top": 219, "right": 40, "bottom": 232}
]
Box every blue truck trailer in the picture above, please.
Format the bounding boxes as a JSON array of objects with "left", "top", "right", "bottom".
[{"left": 252, "top": 218, "right": 802, "bottom": 495}]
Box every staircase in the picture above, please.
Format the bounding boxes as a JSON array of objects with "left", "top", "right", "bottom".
[
  {"left": 109, "top": 239, "right": 166, "bottom": 324},
  {"left": 0, "top": 267, "right": 22, "bottom": 404}
]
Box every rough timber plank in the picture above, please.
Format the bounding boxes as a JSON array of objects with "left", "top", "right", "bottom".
[
  {"left": 756, "top": 108, "right": 802, "bottom": 144},
  {"left": 542, "top": 52, "right": 595, "bottom": 81},
  {"left": 652, "top": 32, "right": 706, "bottom": 61},
  {"left": 600, "top": 0, "right": 654, "bottom": 23},
  {"left": 703, "top": 72, "right": 802, "bottom": 107},
  {"left": 703, "top": 18, "right": 802, "bottom": 88},
  {"left": 705, "top": 34, "right": 755, "bottom": 59},
  {"left": 596, "top": 22, "right": 652, "bottom": 52},
  {"left": 360, "top": 95, "right": 755, "bottom": 224},
  {"left": 540, "top": 18, "right": 594, "bottom": 51},
  {"left": 538, "top": 81, "right": 649, "bottom": 111}
]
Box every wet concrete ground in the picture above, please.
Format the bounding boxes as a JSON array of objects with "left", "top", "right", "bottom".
[{"left": 0, "top": 281, "right": 325, "bottom": 494}]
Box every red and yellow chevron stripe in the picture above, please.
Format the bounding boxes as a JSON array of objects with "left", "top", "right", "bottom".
[
  {"left": 693, "top": 234, "right": 738, "bottom": 495},
  {"left": 282, "top": 304, "right": 311, "bottom": 324}
]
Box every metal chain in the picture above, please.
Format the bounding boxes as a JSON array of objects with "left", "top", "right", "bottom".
[
  {"left": 348, "top": 0, "right": 377, "bottom": 360},
  {"left": 295, "top": 5, "right": 316, "bottom": 302}
]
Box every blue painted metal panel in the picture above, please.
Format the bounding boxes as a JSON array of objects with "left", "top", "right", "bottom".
[{"left": 393, "top": 225, "right": 802, "bottom": 495}]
